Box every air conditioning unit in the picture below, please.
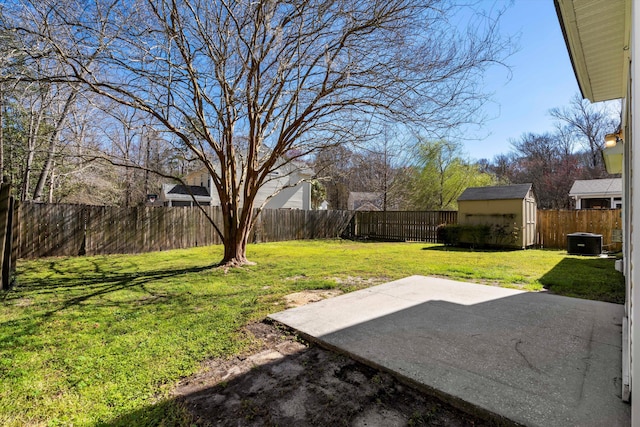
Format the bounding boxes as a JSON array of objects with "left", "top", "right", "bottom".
[{"left": 567, "top": 232, "right": 602, "bottom": 256}]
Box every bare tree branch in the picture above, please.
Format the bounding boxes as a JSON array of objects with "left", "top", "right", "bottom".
[{"left": 2, "top": 0, "right": 511, "bottom": 265}]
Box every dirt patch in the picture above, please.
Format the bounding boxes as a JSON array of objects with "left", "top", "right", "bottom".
[
  {"left": 173, "top": 321, "right": 492, "bottom": 426},
  {"left": 283, "top": 290, "right": 343, "bottom": 308},
  {"left": 332, "top": 275, "right": 390, "bottom": 288}
]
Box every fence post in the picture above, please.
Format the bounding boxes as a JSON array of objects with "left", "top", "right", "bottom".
[
  {"left": 0, "top": 181, "right": 13, "bottom": 290},
  {"left": 3, "top": 195, "right": 15, "bottom": 289}
]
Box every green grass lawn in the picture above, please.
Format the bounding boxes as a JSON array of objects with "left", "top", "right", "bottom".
[{"left": 0, "top": 240, "right": 624, "bottom": 426}]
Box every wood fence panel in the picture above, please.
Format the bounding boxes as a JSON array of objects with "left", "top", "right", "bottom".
[
  {"left": 537, "top": 209, "right": 622, "bottom": 251},
  {"left": 351, "top": 211, "right": 457, "bottom": 242},
  {"left": 91, "top": 206, "right": 106, "bottom": 255},
  {"left": 15, "top": 203, "right": 354, "bottom": 259}
]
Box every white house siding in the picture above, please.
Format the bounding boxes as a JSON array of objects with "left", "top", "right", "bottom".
[
  {"left": 255, "top": 173, "right": 306, "bottom": 209},
  {"left": 265, "top": 184, "right": 305, "bottom": 209},
  {"left": 555, "top": 1, "right": 636, "bottom": 414},
  {"left": 184, "top": 167, "right": 312, "bottom": 210},
  {"left": 630, "top": 2, "right": 640, "bottom": 421}
]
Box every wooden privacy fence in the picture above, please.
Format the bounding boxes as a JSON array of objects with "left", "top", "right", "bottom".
[
  {"left": 350, "top": 209, "right": 623, "bottom": 250},
  {"left": 346, "top": 210, "right": 458, "bottom": 242},
  {"left": 15, "top": 203, "right": 354, "bottom": 259},
  {"left": 537, "top": 209, "right": 622, "bottom": 251},
  {"left": 13, "top": 203, "right": 625, "bottom": 259}
]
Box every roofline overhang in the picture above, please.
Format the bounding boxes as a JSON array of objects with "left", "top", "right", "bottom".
[
  {"left": 554, "top": 0, "right": 631, "bottom": 103},
  {"left": 163, "top": 194, "right": 211, "bottom": 202},
  {"left": 554, "top": 0, "right": 588, "bottom": 100},
  {"left": 570, "top": 192, "right": 622, "bottom": 197}
]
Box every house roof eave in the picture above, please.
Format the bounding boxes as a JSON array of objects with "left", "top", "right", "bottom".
[
  {"left": 164, "top": 194, "right": 211, "bottom": 202},
  {"left": 554, "top": 0, "right": 630, "bottom": 103}
]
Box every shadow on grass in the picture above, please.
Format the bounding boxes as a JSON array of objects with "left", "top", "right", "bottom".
[
  {"left": 540, "top": 257, "right": 625, "bottom": 304},
  {"left": 0, "top": 262, "right": 225, "bottom": 349},
  {"left": 97, "top": 327, "right": 490, "bottom": 427},
  {"left": 100, "top": 285, "right": 630, "bottom": 427},
  {"left": 421, "top": 245, "right": 521, "bottom": 253},
  {"left": 2, "top": 263, "right": 219, "bottom": 311},
  {"left": 47, "top": 264, "right": 219, "bottom": 315},
  {"left": 12, "top": 262, "right": 220, "bottom": 293},
  {"left": 341, "top": 237, "right": 405, "bottom": 243},
  {"left": 96, "top": 398, "right": 196, "bottom": 427}
]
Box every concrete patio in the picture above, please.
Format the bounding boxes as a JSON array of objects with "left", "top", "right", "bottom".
[{"left": 268, "top": 275, "right": 630, "bottom": 426}]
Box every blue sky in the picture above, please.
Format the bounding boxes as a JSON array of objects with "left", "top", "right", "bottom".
[{"left": 463, "top": 0, "right": 580, "bottom": 161}]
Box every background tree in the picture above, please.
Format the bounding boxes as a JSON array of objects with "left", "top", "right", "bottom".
[
  {"left": 4, "top": 0, "right": 510, "bottom": 266},
  {"left": 350, "top": 126, "right": 412, "bottom": 211},
  {"left": 549, "top": 93, "right": 619, "bottom": 177},
  {"left": 408, "top": 139, "right": 496, "bottom": 210},
  {"left": 313, "top": 145, "right": 353, "bottom": 210},
  {"left": 480, "top": 93, "right": 621, "bottom": 209},
  {"left": 507, "top": 132, "right": 582, "bottom": 209},
  {"left": 312, "top": 126, "right": 411, "bottom": 211},
  {"left": 310, "top": 179, "right": 326, "bottom": 210},
  {"left": 0, "top": 15, "right": 199, "bottom": 205}
]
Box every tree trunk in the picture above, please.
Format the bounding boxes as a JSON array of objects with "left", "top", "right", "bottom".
[
  {"left": 33, "top": 91, "right": 76, "bottom": 202},
  {"left": 220, "top": 201, "right": 256, "bottom": 266},
  {"left": 0, "top": 86, "right": 4, "bottom": 181},
  {"left": 221, "top": 216, "right": 252, "bottom": 266},
  {"left": 21, "top": 109, "right": 41, "bottom": 201},
  {"left": 21, "top": 144, "right": 35, "bottom": 201},
  {"left": 32, "top": 142, "right": 56, "bottom": 202},
  {"left": 222, "top": 233, "right": 250, "bottom": 266},
  {"left": 48, "top": 164, "right": 55, "bottom": 203}
]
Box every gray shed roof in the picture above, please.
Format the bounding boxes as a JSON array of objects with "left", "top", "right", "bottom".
[
  {"left": 569, "top": 178, "right": 622, "bottom": 197},
  {"left": 457, "top": 183, "right": 533, "bottom": 201}
]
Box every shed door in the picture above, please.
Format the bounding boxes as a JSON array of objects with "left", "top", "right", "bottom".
[{"left": 525, "top": 198, "right": 536, "bottom": 246}]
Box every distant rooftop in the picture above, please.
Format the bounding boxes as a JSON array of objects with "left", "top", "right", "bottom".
[
  {"left": 569, "top": 178, "right": 622, "bottom": 197},
  {"left": 348, "top": 192, "right": 383, "bottom": 211},
  {"left": 166, "top": 184, "right": 210, "bottom": 197}
]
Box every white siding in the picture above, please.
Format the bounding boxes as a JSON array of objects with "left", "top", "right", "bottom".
[
  {"left": 265, "top": 185, "right": 304, "bottom": 209},
  {"left": 630, "top": 1, "right": 640, "bottom": 419},
  {"left": 197, "top": 167, "right": 311, "bottom": 210}
]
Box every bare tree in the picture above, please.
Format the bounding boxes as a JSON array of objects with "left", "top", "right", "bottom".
[
  {"left": 549, "top": 93, "right": 619, "bottom": 176},
  {"left": 0, "top": 29, "right": 23, "bottom": 182},
  {"left": 5, "top": 0, "right": 511, "bottom": 266},
  {"left": 481, "top": 93, "right": 622, "bottom": 208},
  {"left": 343, "top": 125, "right": 414, "bottom": 211},
  {"left": 313, "top": 145, "right": 353, "bottom": 210},
  {"left": 31, "top": 86, "right": 78, "bottom": 201},
  {"left": 0, "top": 17, "right": 84, "bottom": 201},
  {"left": 507, "top": 132, "right": 583, "bottom": 209}
]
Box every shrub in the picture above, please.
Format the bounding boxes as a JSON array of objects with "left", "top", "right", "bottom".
[{"left": 437, "top": 223, "right": 518, "bottom": 248}]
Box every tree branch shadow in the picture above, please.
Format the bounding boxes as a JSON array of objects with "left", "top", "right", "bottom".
[{"left": 0, "top": 262, "right": 221, "bottom": 348}]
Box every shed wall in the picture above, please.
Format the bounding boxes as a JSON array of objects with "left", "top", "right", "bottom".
[{"left": 458, "top": 198, "right": 536, "bottom": 248}]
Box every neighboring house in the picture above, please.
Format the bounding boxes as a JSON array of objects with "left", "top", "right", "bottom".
[
  {"left": 556, "top": 0, "right": 638, "bottom": 410},
  {"left": 569, "top": 178, "right": 623, "bottom": 209},
  {"left": 161, "top": 162, "right": 313, "bottom": 210},
  {"left": 348, "top": 192, "right": 383, "bottom": 211},
  {"left": 159, "top": 184, "right": 211, "bottom": 207},
  {"left": 457, "top": 183, "right": 537, "bottom": 248}
]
